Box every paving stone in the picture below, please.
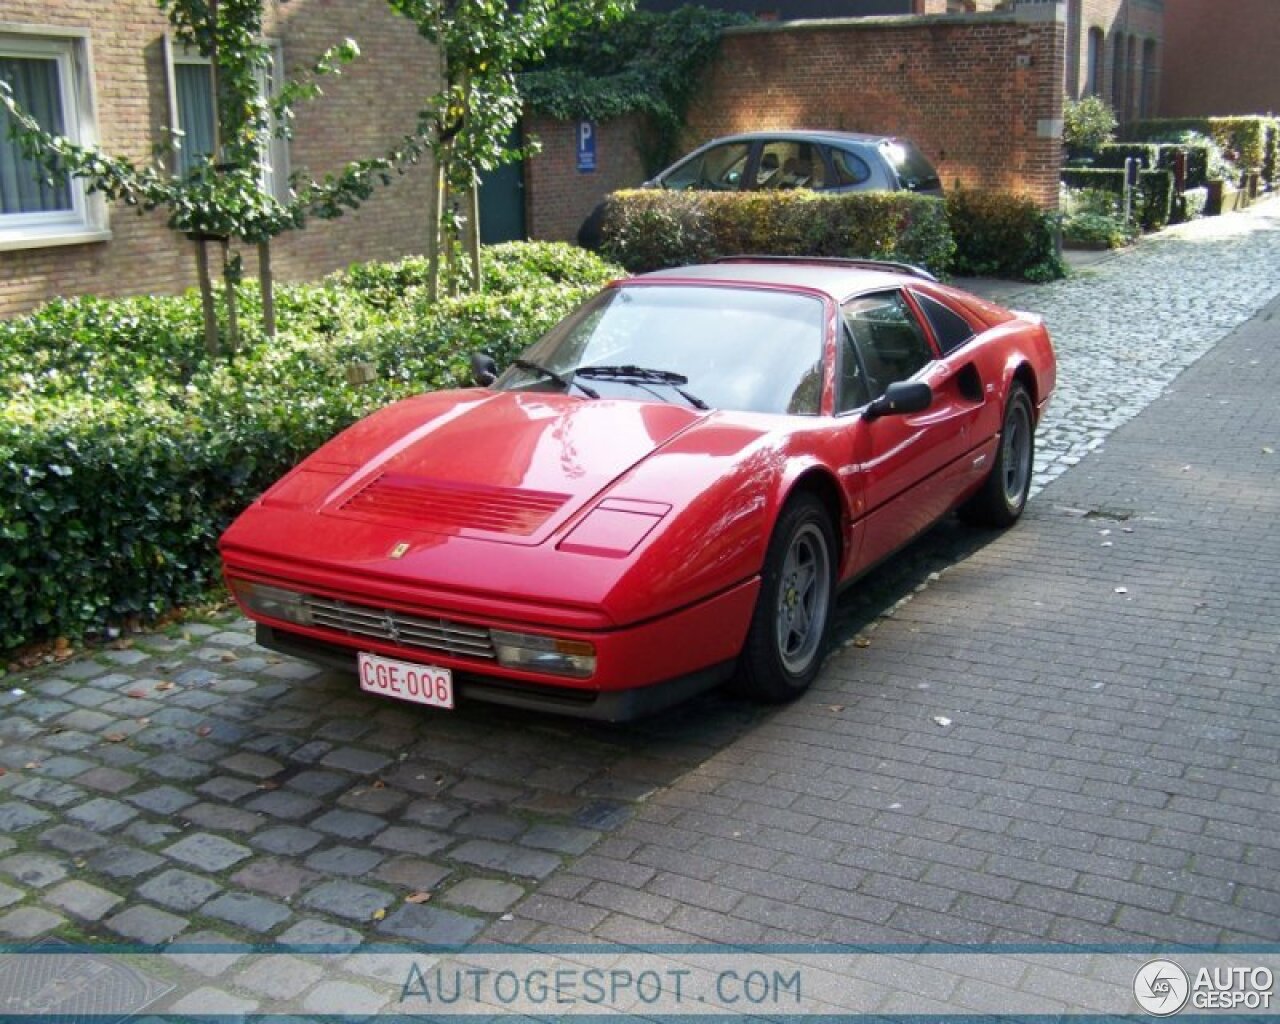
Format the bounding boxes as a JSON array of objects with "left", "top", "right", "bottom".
[
  {"left": 65, "top": 797, "right": 138, "bottom": 831},
  {"left": 138, "top": 753, "right": 208, "bottom": 781},
  {"left": 87, "top": 845, "right": 165, "bottom": 880},
  {"left": 301, "top": 979, "right": 387, "bottom": 1016},
  {"left": 0, "top": 801, "right": 51, "bottom": 832},
  {"left": 286, "top": 740, "right": 333, "bottom": 765},
  {"left": 0, "top": 881, "right": 22, "bottom": 909},
  {"left": 0, "top": 907, "right": 66, "bottom": 938},
  {"left": 250, "top": 826, "right": 324, "bottom": 856},
  {"left": 519, "top": 823, "right": 601, "bottom": 856},
  {"left": 44, "top": 879, "right": 124, "bottom": 921},
  {"left": 450, "top": 779, "right": 523, "bottom": 805},
  {"left": 40, "top": 824, "right": 109, "bottom": 854},
  {"left": 124, "top": 821, "right": 183, "bottom": 847},
  {"left": 276, "top": 918, "right": 364, "bottom": 947},
  {"left": 311, "top": 809, "right": 385, "bottom": 841},
  {"left": 376, "top": 903, "right": 483, "bottom": 944},
  {"left": 11, "top": 778, "right": 87, "bottom": 808},
  {"left": 373, "top": 857, "right": 451, "bottom": 892},
  {"left": 220, "top": 752, "right": 285, "bottom": 780},
  {"left": 241, "top": 731, "right": 298, "bottom": 756},
  {"left": 100, "top": 648, "right": 151, "bottom": 666},
  {"left": 233, "top": 954, "right": 326, "bottom": 999},
  {"left": 179, "top": 802, "right": 265, "bottom": 834},
  {"left": 304, "top": 846, "right": 386, "bottom": 877},
  {"left": 455, "top": 812, "right": 526, "bottom": 841},
  {"left": 244, "top": 790, "right": 321, "bottom": 820},
  {"left": 60, "top": 661, "right": 107, "bottom": 681},
  {"left": 401, "top": 799, "right": 465, "bottom": 829},
  {"left": 167, "top": 988, "right": 259, "bottom": 1015},
  {"left": 104, "top": 905, "right": 188, "bottom": 944},
  {"left": 41, "top": 733, "right": 100, "bottom": 753},
  {"left": 203, "top": 891, "right": 292, "bottom": 933},
  {"left": 300, "top": 880, "right": 395, "bottom": 921},
  {"left": 61, "top": 688, "right": 113, "bottom": 708},
  {"left": 137, "top": 869, "right": 222, "bottom": 912},
  {"left": 230, "top": 858, "right": 320, "bottom": 900},
  {"left": 128, "top": 785, "right": 198, "bottom": 815},
  {"left": 371, "top": 826, "right": 450, "bottom": 857},
  {"left": 75, "top": 766, "right": 139, "bottom": 794},
  {"left": 195, "top": 776, "right": 260, "bottom": 803},
  {"left": 441, "top": 878, "right": 525, "bottom": 913},
  {"left": 0, "top": 853, "right": 67, "bottom": 888},
  {"left": 336, "top": 784, "right": 409, "bottom": 815},
  {"left": 286, "top": 770, "right": 349, "bottom": 796},
  {"left": 450, "top": 839, "right": 562, "bottom": 880},
  {"left": 57, "top": 708, "right": 118, "bottom": 732},
  {"left": 163, "top": 929, "right": 248, "bottom": 977},
  {"left": 320, "top": 747, "right": 391, "bottom": 775},
  {"left": 164, "top": 832, "right": 253, "bottom": 872}
]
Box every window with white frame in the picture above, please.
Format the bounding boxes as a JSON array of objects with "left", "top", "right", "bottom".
[
  {"left": 164, "top": 36, "right": 289, "bottom": 201},
  {"left": 0, "top": 29, "right": 108, "bottom": 250}
]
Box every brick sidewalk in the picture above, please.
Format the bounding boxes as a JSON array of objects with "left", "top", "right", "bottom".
[{"left": 492, "top": 290, "right": 1280, "bottom": 946}]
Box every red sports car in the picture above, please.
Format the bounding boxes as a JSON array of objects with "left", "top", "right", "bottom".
[{"left": 221, "top": 258, "right": 1055, "bottom": 721}]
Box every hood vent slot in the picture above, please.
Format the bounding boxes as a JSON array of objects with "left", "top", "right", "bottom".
[{"left": 341, "top": 473, "right": 569, "bottom": 536}]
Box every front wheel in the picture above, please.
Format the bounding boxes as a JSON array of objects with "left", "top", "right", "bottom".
[
  {"left": 959, "top": 382, "right": 1035, "bottom": 528},
  {"left": 735, "top": 493, "right": 836, "bottom": 703}
]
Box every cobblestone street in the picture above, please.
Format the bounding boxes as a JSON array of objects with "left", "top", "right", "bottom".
[{"left": 1, "top": 201, "right": 1278, "bottom": 1011}]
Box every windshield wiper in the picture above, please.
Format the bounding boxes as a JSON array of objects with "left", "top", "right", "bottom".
[
  {"left": 574, "top": 365, "right": 710, "bottom": 410},
  {"left": 512, "top": 358, "right": 599, "bottom": 399}
]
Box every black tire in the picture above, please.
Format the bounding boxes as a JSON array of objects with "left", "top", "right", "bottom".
[
  {"left": 959, "top": 382, "right": 1035, "bottom": 528},
  {"left": 735, "top": 493, "right": 836, "bottom": 703}
]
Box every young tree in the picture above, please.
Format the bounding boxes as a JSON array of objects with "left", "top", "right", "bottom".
[
  {"left": 0, "top": 0, "right": 431, "bottom": 354},
  {"left": 386, "top": 0, "right": 631, "bottom": 298}
]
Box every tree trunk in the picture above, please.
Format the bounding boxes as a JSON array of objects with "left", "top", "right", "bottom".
[
  {"left": 466, "top": 175, "right": 482, "bottom": 292},
  {"left": 194, "top": 238, "right": 220, "bottom": 357},
  {"left": 427, "top": 156, "right": 445, "bottom": 303},
  {"left": 258, "top": 239, "right": 276, "bottom": 338},
  {"left": 221, "top": 238, "right": 240, "bottom": 356}
]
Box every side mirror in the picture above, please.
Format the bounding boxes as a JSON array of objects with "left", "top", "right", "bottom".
[
  {"left": 470, "top": 352, "right": 499, "bottom": 387},
  {"left": 863, "top": 380, "right": 932, "bottom": 421}
]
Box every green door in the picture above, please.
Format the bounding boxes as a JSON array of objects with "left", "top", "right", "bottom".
[{"left": 478, "top": 128, "right": 526, "bottom": 244}]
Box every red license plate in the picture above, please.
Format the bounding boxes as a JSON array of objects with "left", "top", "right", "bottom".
[{"left": 357, "top": 652, "right": 454, "bottom": 710}]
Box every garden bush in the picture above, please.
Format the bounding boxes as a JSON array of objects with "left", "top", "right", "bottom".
[
  {"left": 1127, "top": 116, "right": 1278, "bottom": 181},
  {"left": 1059, "top": 168, "right": 1175, "bottom": 232},
  {"left": 1, "top": 243, "right": 620, "bottom": 651},
  {"left": 598, "top": 189, "right": 955, "bottom": 277},
  {"left": 945, "top": 189, "right": 1065, "bottom": 283}
]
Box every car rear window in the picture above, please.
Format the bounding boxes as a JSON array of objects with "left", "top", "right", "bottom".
[
  {"left": 881, "top": 141, "right": 941, "bottom": 192},
  {"left": 829, "top": 147, "right": 871, "bottom": 187},
  {"left": 913, "top": 292, "right": 975, "bottom": 354}
]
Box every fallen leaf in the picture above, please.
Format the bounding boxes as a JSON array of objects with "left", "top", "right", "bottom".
[
  {"left": 126, "top": 689, "right": 147, "bottom": 699},
  {"left": 196, "top": 725, "right": 212, "bottom": 737},
  {"left": 0, "top": 768, "right": 6, "bottom": 777},
  {"left": 257, "top": 780, "right": 280, "bottom": 790},
  {"left": 136, "top": 718, "right": 150, "bottom": 726},
  {"left": 371, "top": 908, "right": 387, "bottom": 921},
  {"left": 219, "top": 653, "right": 237, "bottom": 663},
  {"left": 372, "top": 779, "right": 386, "bottom": 790},
  {"left": 405, "top": 892, "right": 432, "bottom": 904},
  {"left": 54, "top": 637, "right": 70, "bottom": 652},
  {"left": 853, "top": 636, "right": 871, "bottom": 649},
  {"left": 104, "top": 732, "right": 127, "bottom": 743},
  {"left": 821, "top": 704, "right": 846, "bottom": 713},
  {"left": 932, "top": 716, "right": 952, "bottom": 728},
  {"left": 156, "top": 681, "right": 175, "bottom": 692},
  {"left": 24, "top": 761, "right": 40, "bottom": 770}
]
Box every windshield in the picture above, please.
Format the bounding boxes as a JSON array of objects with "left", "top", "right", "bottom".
[{"left": 495, "top": 285, "right": 827, "bottom": 416}]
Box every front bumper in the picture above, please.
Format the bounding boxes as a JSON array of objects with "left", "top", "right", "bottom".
[{"left": 232, "top": 575, "right": 760, "bottom": 722}]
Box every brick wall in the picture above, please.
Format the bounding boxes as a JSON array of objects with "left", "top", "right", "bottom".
[
  {"left": 681, "top": 9, "right": 1067, "bottom": 208},
  {"left": 1161, "top": 0, "right": 1277, "bottom": 117},
  {"left": 0, "top": 0, "right": 438, "bottom": 319},
  {"left": 523, "top": 114, "right": 653, "bottom": 242}
]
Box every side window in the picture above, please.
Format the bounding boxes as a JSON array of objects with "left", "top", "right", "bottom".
[
  {"left": 661, "top": 142, "right": 749, "bottom": 191},
  {"left": 913, "top": 292, "right": 975, "bottom": 354},
  {"left": 842, "top": 291, "right": 935, "bottom": 398},
  {"left": 837, "top": 327, "right": 871, "bottom": 413},
  {"left": 756, "top": 141, "right": 825, "bottom": 190},
  {"left": 829, "top": 147, "right": 871, "bottom": 187}
]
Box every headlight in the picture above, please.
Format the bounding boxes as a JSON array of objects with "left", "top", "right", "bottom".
[
  {"left": 490, "top": 629, "right": 596, "bottom": 679},
  {"left": 229, "top": 579, "right": 313, "bottom": 627}
]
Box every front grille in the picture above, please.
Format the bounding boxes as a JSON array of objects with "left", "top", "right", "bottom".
[
  {"left": 340, "top": 474, "right": 569, "bottom": 536},
  {"left": 302, "top": 595, "right": 496, "bottom": 661}
]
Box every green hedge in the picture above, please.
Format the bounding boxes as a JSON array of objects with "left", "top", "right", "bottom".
[
  {"left": 1059, "top": 168, "right": 1175, "bottom": 232},
  {"left": 1, "top": 243, "right": 620, "bottom": 650},
  {"left": 1127, "top": 116, "right": 1277, "bottom": 177},
  {"left": 945, "top": 189, "right": 1065, "bottom": 283},
  {"left": 598, "top": 189, "right": 956, "bottom": 277}
]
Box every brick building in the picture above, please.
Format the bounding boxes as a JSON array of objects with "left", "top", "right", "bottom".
[
  {"left": 1160, "top": 0, "right": 1278, "bottom": 117},
  {"left": 525, "top": 2, "right": 1068, "bottom": 240},
  {"left": 1064, "top": 0, "right": 1164, "bottom": 122},
  {"left": 0, "top": 1, "right": 438, "bottom": 318}
]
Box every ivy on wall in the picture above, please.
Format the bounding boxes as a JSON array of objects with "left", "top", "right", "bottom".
[{"left": 517, "top": 5, "right": 747, "bottom": 172}]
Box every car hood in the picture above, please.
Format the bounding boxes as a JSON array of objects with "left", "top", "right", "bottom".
[{"left": 266, "top": 390, "right": 707, "bottom": 547}]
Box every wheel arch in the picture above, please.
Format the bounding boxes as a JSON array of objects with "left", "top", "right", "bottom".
[{"left": 776, "top": 464, "right": 846, "bottom": 567}]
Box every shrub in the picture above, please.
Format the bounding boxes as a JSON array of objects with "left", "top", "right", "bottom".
[
  {"left": 1061, "top": 188, "right": 1135, "bottom": 249},
  {"left": 1176, "top": 187, "right": 1209, "bottom": 222},
  {"left": 1063, "top": 95, "right": 1118, "bottom": 154},
  {"left": 599, "top": 189, "right": 955, "bottom": 277},
  {"left": 1127, "top": 116, "right": 1278, "bottom": 181},
  {"left": 1, "top": 244, "right": 613, "bottom": 650},
  {"left": 945, "top": 189, "right": 1065, "bottom": 283},
  {"left": 1059, "top": 168, "right": 1175, "bottom": 231}
]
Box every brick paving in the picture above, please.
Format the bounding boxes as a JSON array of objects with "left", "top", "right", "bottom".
[{"left": 0, "top": 202, "right": 1277, "bottom": 1006}]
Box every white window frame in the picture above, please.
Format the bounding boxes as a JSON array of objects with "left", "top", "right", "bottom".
[
  {"left": 163, "top": 34, "right": 290, "bottom": 202},
  {"left": 0, "top": 25, "right": 109, "bottom": 251}
]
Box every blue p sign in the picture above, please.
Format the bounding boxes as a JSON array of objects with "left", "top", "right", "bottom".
[{"left": 577, "top": 121, "right": 596, "bottom": 173}]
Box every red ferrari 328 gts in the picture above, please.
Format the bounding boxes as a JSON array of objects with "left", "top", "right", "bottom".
[{"left": 221, "top": 258, "right": 1055, "bottom": 720}]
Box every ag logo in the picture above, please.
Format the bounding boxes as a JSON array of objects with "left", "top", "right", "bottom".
[{"left": 1134, "top": 959, "right": 1190, "bottom": 1016}]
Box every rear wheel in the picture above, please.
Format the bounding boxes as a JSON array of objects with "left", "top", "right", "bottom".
[
  {"left": 959, "top": 382, "right": 1034, "bottom": 528},
  {"left": 736, "top": 493, "right": 836, "bottom": 702}
]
